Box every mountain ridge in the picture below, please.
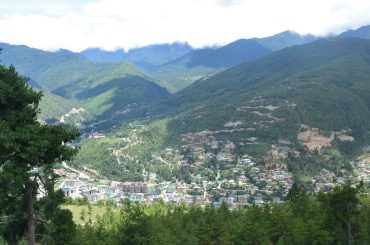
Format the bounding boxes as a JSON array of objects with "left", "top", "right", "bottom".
[
  {"left": 99, "top": 37, "right": 370, "bottom": 155},
  {"left": 150, "top": 30, "right": 319, "bottom": 91},
  {"left": 82, "top": 37, "right": 370, "bottom": 182},
  {"left": 0, "top": 42, "right": 172, "bottom": 119},
  {"left": 80, "top": 42, "right": 193, "bottom": 71},
  {"left": 338, "top": 25, "right": 370, "bottom": 39}
]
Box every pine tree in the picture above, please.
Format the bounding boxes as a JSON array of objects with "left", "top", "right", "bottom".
[{"left": 0, "top": 63, "right": 79, "bottom": 244}]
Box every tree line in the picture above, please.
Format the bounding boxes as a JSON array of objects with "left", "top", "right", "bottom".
[{"left": 72, "top": 182, "right": 369, "bottom": 245}]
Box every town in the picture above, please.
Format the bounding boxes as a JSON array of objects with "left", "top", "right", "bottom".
[
  {"left": 56, "top": 97, "right": 370, "bottom": 208},
  {"left": 57, "top": 126, "right": 370, "bottom": 208}
]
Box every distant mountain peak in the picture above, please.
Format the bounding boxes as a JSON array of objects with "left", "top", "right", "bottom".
[
  {"left": 338, "top": 25, "right": 370, "bottom": 39},
  {"left": 255, "top": 30, "right": 317, "bottom": 51},
  {"left": 80, "top": 42, "right": 194, "bottom": 70}
]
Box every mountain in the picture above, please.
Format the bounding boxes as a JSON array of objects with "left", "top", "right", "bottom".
[
  {"left": 157, "top": 38, "right": 370, "bottom": 134},
  {"left": 150, "top": 31, "right": 318, "bottom": 91},
  {"left": 151, "top": 39, "right": 272, "bottom": 91},
  {"left": 80, "top": 42, "right": 193, "bottom": 71},
  {"left": 0, "top": 42, "right": 83, "bottom": 80},
  {"left": 58, "top": 75, "right": 170, "bottom": 118},
  {"left": 0, "top": 42, "right": 171, "bottom": 118},
  {"left": 89, "top": 38, "right": 370, "bottom": 180},
  {"left": 0, "top": 46, "right": 90, "bottom": 124},
  {"left": 255, "top": 30, "right": 317, "bottom": 50},
  {"left": 42, "top": 60, "right": 171, "bottom": 116},
  {"left": 338, "top": 25, "right": 370, "bottom": 39},
  {"left": 179, "top": 39, "right": 273, "bottom": 69}
]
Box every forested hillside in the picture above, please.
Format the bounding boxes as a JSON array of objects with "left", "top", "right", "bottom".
[
  {"left": 38, "top": 91, "right": 89, "bottom": 125},
  {"left": 150, "top": 31, "right": 317, "bottom": 91},
  {"left": 85, "top": 38, "right": 370, "bottom": 183},
  {"left": 0, "top": 42, "right": 171, "bottom": 119},
  {"left": 104, "top": 38, "right": 370, "bottom": 134},
  {"left": 153, "top": 38, "right": 370, "bottom": 134},
  {"left": 151, "top": 39, "right": 271, "bottom": 91}
]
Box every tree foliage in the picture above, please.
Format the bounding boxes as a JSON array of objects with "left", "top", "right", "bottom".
[
  {"left": 67, "top": 183, "right": 370, "bottom": 245},
  {"left": 0, "top": 63, "right": 79, "bottom": 244}
]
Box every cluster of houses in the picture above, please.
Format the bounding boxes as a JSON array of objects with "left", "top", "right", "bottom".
[
  {"left": 353, "top": 161, "right": 370, "bottom": 183},
  {"left": 57, "top": 157, "right": 295, "bottom": 208},
  {"left": 57, "top": 140, "right": 369, "bottom": 208},
  {"left": 310, "top": 160, "right": 370, "bottom": 193},
  {"left": 66, "top": 114, "right": 369, "bottom": 208}
]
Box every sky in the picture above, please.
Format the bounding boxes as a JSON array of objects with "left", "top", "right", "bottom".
[{"left": 0, "top": 0, "right": 370, "bottom": 52}]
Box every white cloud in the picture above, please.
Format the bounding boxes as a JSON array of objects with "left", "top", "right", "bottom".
[{"left": 0, "top": 0, "right": 370, "bottom": 52}]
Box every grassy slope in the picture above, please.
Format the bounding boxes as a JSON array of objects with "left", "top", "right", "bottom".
[{"left": 61, "top": 205, "right": 110, "bottom": 225}]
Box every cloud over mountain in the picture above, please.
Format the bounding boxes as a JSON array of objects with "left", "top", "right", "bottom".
[{"left": 1, "top": 0, "right": 370, "bottom": 51}]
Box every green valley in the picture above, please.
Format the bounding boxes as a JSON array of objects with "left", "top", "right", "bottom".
[
  {"left": 2, "top": 3, "right": 370, "bottom": 245},
  {"left": 1, "top": 25, "right": 370, "bottom": 222},
  {"left": 77, "top": 38, "right": 370, "bottom": 191}
]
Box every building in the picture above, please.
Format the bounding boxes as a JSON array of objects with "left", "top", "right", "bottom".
[{"left": 90, "top": 131, "right": 106, "bottom": 139}]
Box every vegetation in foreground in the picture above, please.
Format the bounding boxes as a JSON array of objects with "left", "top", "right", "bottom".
[
  {"left": 0, "top": 61, "right": 79, "bottom": 245},
  {"left": 61, "top": 204, "right": 110, "bottom": 226},
  {"left": 68, "top": 183, "right": 370, "bottom": 245}
]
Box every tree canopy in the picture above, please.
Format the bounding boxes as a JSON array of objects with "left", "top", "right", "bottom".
[{"left": 0, "top": 62, "right": 79, "bottom": 245}]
